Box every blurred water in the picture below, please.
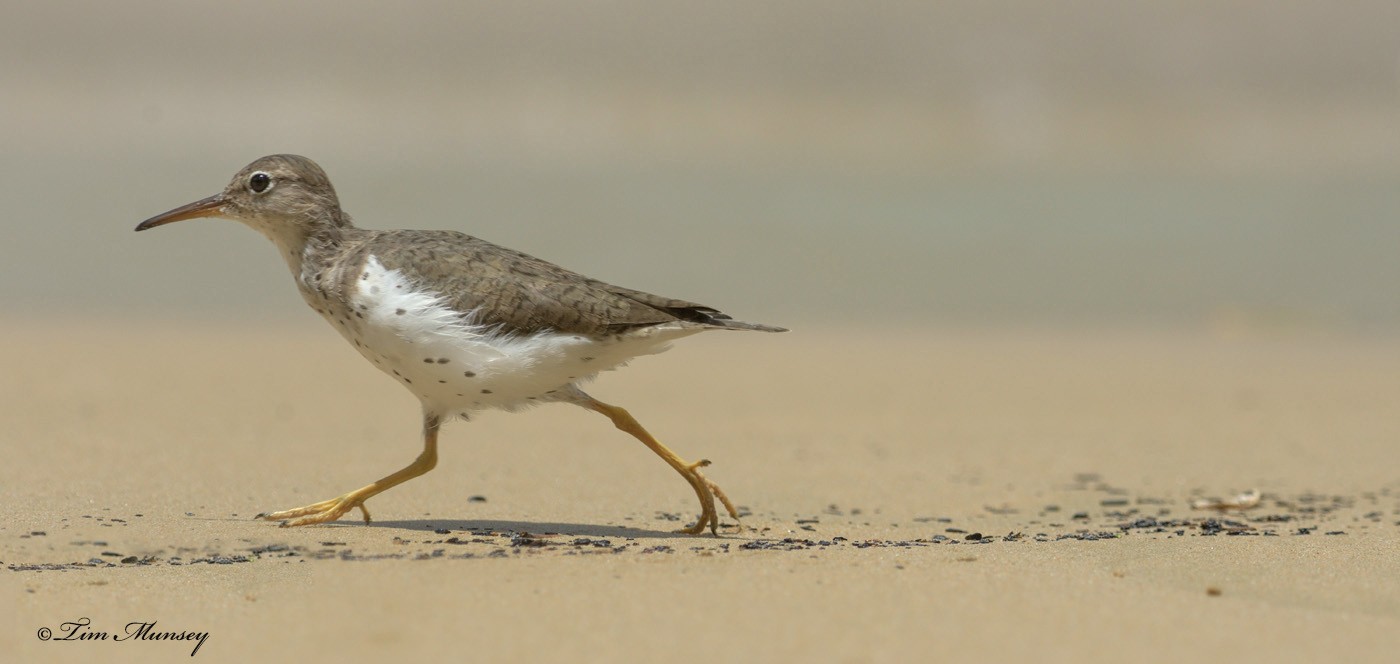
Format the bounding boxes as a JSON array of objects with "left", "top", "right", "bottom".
[
  {"left": 5, "top": 158, "right": 1396, "bottom": 330},
  {"left": 2, "top": 1, "right": 1398, "bottom": 330}
]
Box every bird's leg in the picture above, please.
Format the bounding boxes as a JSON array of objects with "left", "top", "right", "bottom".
[
  {"left": 583, "top": 397, "right": 738, "bottom": 535},
  {"left": 258, "top": 414, "right": 441, "bottom": 527}
]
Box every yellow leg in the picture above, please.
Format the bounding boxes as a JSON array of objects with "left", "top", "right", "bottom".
[
  {"left": 584, "top": 398, "right": 738, "bottom": 535},
  {"left": 259, "top": 414, "right": 441, "bottom": 527}
]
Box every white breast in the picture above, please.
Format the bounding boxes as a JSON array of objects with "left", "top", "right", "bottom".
[{"left": 329, "top": 256, "right": 699, "bottom": 417}]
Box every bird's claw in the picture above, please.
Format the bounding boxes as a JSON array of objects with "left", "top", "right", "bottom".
[{"left": 258, "top": 493, "right": 370, "bottom": 527}]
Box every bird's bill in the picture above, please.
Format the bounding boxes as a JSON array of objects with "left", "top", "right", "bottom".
[{"left": 135, "top": 195, "right": 226, "bottom": 231}]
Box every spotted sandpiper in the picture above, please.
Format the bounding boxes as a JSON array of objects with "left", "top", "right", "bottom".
[{"left": 136, "top": 155, "right": 784, "bottom": 534}]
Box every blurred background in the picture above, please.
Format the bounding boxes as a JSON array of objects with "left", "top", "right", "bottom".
[{"left": 3, "top": 0, "right": 1398, "bottom": 332}]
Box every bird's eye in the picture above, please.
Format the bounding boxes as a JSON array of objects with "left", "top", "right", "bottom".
[{"left": 248, "top": 172, "right": 272, "bottom": 194}]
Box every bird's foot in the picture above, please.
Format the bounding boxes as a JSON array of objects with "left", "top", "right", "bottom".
[
  {"left": 256, "top": 493, "right": 372, "bottom": 527},
  {"left": 677, "top": 459, "right": 741, "bottom": 536}
]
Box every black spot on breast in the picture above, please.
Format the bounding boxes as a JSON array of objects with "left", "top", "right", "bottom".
[
  {"left": 581, "top": 357, "right": 595, "bottom": 362},
  {"left": 436, "top": 358, "right": 449, "bottom": 364},
  {"left": 424, "top": 358, "right": 434, "bottom": 364},
  {"left": 481, "top": 389, "right": 492, "bottom": 394},
  {"left": 464, "top": 371, "right": 476, "bottom": 378},
  {"left": 438, "top": 380, "right": 447, "bottom": 384},
  {"left": 396, "top": 308, "right": 406, "bottom": 315}
]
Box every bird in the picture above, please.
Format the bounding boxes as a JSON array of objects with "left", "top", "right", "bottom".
[{"left": 135, "top": 154, "right": 785, "bottom": 534}]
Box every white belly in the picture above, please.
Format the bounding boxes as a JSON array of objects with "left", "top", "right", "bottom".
[{"left": 326, "top": 256, "right": 699, "bottom": 417}]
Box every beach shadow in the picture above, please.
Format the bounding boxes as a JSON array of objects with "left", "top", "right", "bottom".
[{"left": 363, "top": 519, "right": 696, "bottom": 539}]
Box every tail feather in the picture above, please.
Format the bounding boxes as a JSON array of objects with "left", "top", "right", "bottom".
[
  {"left": 677, "top": 306, "right": 787, "bottom": 332},
  {"left": 707, "top": 318, "right": 788, "bottom": 332},
  {"left": 604, "top": 283, "right": 787, "bottom": 333}
]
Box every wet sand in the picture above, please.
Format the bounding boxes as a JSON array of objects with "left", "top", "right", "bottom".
[{"left": 3, "top": 320, "right": 1398, "bottom": 662}]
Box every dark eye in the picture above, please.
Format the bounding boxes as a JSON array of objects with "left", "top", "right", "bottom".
[{"left": 248, "top": 172, "right": 272, "bottom": 193}]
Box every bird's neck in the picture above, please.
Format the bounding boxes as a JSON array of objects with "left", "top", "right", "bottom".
[{"left": 246, "top": 213, "right": 356, "bottom": 280}]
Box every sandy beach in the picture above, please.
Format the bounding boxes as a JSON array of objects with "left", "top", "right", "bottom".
[{"left": 3, "top": 320, "right": 1397, "bottom": 662}]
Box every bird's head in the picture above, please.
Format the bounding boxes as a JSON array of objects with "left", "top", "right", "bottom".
[{"left": 136, "top": 154, "right": 348, "bottom": 241}]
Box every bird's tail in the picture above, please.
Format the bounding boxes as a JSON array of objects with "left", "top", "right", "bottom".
[{"left": 707, "top": 318, "right": 788, "bottom": 333}]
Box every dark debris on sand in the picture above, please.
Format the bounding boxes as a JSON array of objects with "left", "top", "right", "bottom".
[{"left": 6, "top": 480, "right": 1389, "bottom": 572}]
